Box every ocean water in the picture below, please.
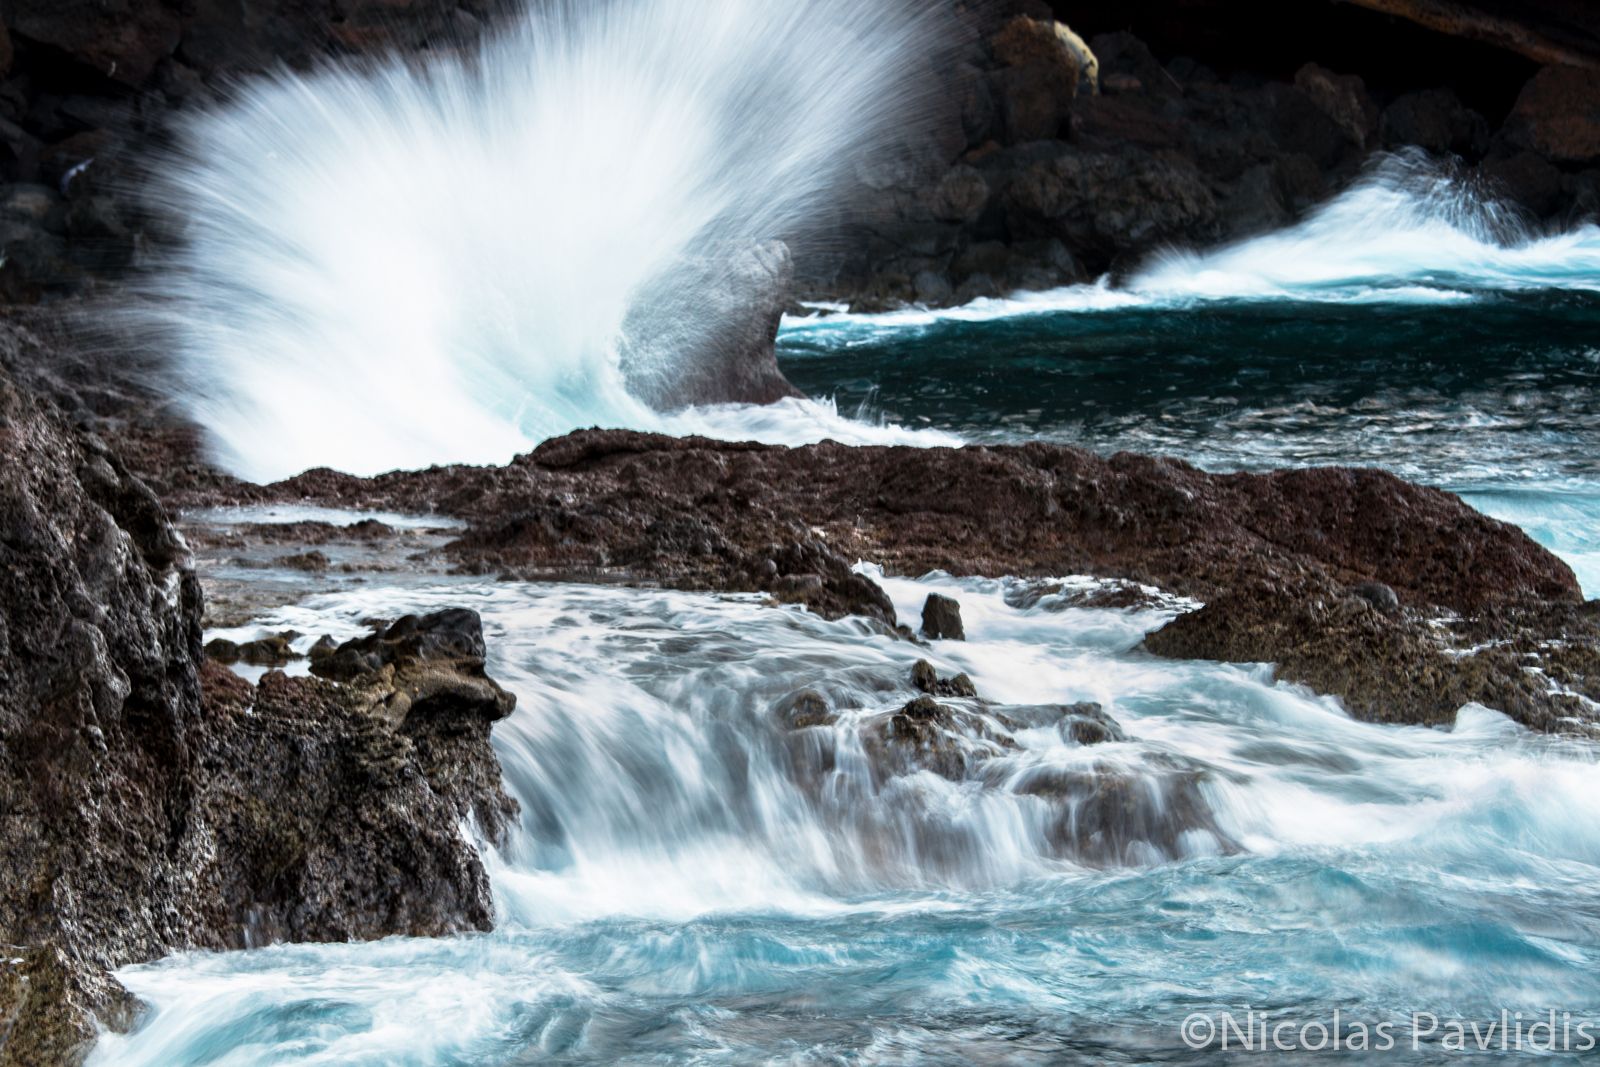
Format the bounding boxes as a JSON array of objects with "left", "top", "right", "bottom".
[
  {"left": 93, "top": 576, "right": 1600, "bottom": 1064},
  {"left": 96, "top": 19, "right": 1600, "bottom": 1060}
]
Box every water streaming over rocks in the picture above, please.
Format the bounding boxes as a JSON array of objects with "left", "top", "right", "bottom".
[
  {"left": 92, "top": 572, "right": 1600, "bottom": 1063},
  {"left": 73, "top": 9, "right": 1600, "bottom": 1059}
]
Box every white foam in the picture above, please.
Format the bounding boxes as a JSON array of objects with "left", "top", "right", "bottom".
[{"left": 139, "top": 0, "right": 933, "bottom": 481}]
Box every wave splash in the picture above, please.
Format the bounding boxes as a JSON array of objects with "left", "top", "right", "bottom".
[
  {"left": 139, "top": 0, "right": 933, "bottom": 482},
  {"left": 783, "top": 152, "right": 1600, "bottom": 339}
]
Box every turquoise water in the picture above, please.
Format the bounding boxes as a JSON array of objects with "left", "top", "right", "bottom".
[
  {"left": 95, "top": 167, "right": 1600, "bottom": 1062},
  {"left": 93, "top": 578, "right": 1600, "bottom": 1064}
]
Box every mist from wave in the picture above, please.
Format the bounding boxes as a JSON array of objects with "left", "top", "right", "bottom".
[{"left": 136, "top": 0, "right": 937, "bottom": 482}]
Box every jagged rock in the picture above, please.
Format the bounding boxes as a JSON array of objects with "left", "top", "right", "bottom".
[
  {"left": 910, "top": 658, "right": 978, "bottom": 697},
  {"left": 197, "top": 653, "right": 518, "bottom": 943},
  {"left": 1294, "top": 63, "right": 1378, "bottom": 149},
  {"left": 0, "top": 333, "right": 518, "bottom": 1065},
  {"left": 860, "top": 695, "right": 1017, "bottom": 783},
  {"left": 1058, "top": 702, "right": 1127, "bottom": 745},
  {"left": 1013, "top": 752, "right": 1230, "bottom": 864},
  {"left": 1381, "top": 89, "right": 1490, "bottom": 156},
  {"left": 990, "top": 15, "right": 1083, "bottom": 142},
  {"left": 201, "top": 431, "right": 1595, "bottom": 732},
  {"left": 921, "top": 593, "right": 966, "bottom": 641}
]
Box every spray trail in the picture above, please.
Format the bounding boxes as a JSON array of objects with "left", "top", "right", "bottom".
[{"left": 139, "top": 0, "right": 933, "bottom": 482}]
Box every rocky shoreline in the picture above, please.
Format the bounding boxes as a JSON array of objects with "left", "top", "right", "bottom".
[
  {"left": 0, "top": 346, "right": 520, "bottom": 1063},
  {"left": 166, "top": 427, "right": 1596, "bottom": 733},
  {"left": 1, "top": 0, "right": 1599, "bottom": 1060}
]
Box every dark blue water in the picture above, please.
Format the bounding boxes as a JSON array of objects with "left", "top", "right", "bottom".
[
  {"left": 94, "top": 167, "right": 1600, "bottom": 1063},
  {"left": 780, "top": 292, "right": 1600, "bottom": 595}
]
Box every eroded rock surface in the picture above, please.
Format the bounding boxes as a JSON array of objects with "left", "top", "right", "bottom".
[
  {"left": 0, "top": 347, "right": 517, "bottom": 1065},
  {"left": 184, "top": 430, "right": 1597, "bottom": 732}
]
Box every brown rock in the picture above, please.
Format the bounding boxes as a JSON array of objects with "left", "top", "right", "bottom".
[{"left": 1505, "top": 64, "right": 1600, "bottom": 163}]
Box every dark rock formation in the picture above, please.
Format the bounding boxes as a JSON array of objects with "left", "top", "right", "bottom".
[
  {"left": 1344, "top": 0, "right": 1600, "bottom": 70},
  {"left": 0, "top": 345, "right": 517, "bottom": 1064},
  {"left": 920, "top": 592, "right": 967, "bottom": 640},
  {"left": 1504, "top": 63, "right": 1600, "bottom": 162},
  {"left": 184, "top": 429, "right": 1597, "bottom": 733},
  {"left": 911, "top": 658, "right": 978, "bottom": 698},
  {"left": 0, "top": 322, "right": 202, "bottom": 1064}
]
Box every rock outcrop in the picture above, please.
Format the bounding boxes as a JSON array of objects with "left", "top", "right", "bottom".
[
  {"left": 0, "top": 340, "right": 517, "bottom": 1065},
  {"left": 182, "top": 429, "right": 1598, "bottom": 733},
  {"left": 0, "top": 1, "right": 1598, "bottom": 308}
]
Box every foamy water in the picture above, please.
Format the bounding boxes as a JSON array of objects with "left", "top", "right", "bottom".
[{"left": 93, "top": 575, "right": 1600, "bottom": 1063}]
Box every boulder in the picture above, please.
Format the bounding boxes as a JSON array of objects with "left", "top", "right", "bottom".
[
  {"left": 911, "top": 659, "right": 978, "bottom": 698},
  {"left": 921, "top": 593, "right": 966, "bottom": 640},
  {"left": 989, "top": 16, "right": 1083, "bottom": 142},
  {"left": 1504, "top": 65, "right": 1600, "bottom": 164},
  {"left": 1294, "top": 63, "right": 1378, "bottom": 149},
  {"left": 1380, "top": 89, "right": 1490, "bottom": 157}
]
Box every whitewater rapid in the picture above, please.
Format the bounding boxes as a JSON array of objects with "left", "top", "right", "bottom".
[{"left": 92, "top": 571, "right": 1600, "bottom": 1064}]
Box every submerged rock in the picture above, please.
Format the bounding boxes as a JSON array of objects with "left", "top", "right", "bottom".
[
  {"left": 910, "top": 658, "right": 978, "bottom": 698},
  {"left": 773, "top": 688, "right": 836, "bottom": 730}
]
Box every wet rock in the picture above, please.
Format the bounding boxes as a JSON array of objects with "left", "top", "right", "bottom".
[
  {"left": 990, "top": 15, "right": 1083, "bottom": 142},
  {"left": 773, "top": 688, "right": 835, "bottom": 730},
  {"left": 276, "top": 549, "right": 330, "bottom": 572},
  {"left": 1013, "top": 753, "right": 1231, "bottom": 865},
  {"left": 0, "top": 339, "right": 518, "bottom": 1063},
  {"left": 1504, "top": 65, "right": 1600, "bottom": 164},
  {"left": 1059, "top": 702, "right": 1127, "bottom": 746},
  {"left": 921, "top": 593, "right": 966, "bottom": 641},
  {"left": 201, "top": 430, "right": 1593, "bottom": 732},
  {"left": 196, "top": 654, "right": 518, "bottom": 946},
  {"left": 236, "top": 630, "right": 300, "bottom": 666},
  {"left": 1294, "top": 63, "right": 1378, "bottom": 149},
  {"left": 911, "top": 658, "right": 978, "bottom": 698},
  {"left": 860, "top": 695, "right": 1016, "bottom": 783},
  {"left": 1380, "top": 89, "right": 1490, "bottom": 157}
]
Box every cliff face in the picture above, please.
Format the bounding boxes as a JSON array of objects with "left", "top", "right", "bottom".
[
  {"left": 0, "top": 1, "right": 1598, "bottom": 308},
  {"left": 0, "top": 320, "right": 517, "bottom": 1065}
]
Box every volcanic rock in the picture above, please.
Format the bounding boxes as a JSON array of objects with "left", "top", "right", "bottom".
[
  {"left": 920, "top": 593, "right": 966, "bottom": 641},
  {"left": 0, "top": 348, "right": 518, "bottom": 1063},
  {"left": 911, "top": 659, "right": 978, "bottom": 698},
  {"left": 1504, "top": 64, "right": 1600, "bottom": 163},
  {"left": 191, "top": 431, "right": 1597, "bottom": 733}
]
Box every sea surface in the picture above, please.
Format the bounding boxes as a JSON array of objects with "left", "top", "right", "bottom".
[{"left": 93, "top": 172, "right": 1600, "bottom": 1064}]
